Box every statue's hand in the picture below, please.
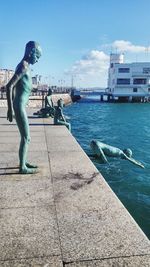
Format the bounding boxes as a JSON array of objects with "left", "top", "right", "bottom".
[{"left": 7, "top": 109, "right": 13, "bottom": 122}]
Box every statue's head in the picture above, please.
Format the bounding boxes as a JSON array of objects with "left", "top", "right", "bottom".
[
  {"left": 24, "top": 41, "right": 42, "bottom": 65},
  {"left": 123, "top": 148, "right": 132, "bottom": 158},
  {"left": 57, "top": 98, "right": 64, "bottom": 108},
  {"left": 48, "top": 88, "right": 53, "bottom": 95}
]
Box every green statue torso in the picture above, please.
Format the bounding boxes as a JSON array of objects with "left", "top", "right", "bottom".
[{"left": 13, "top": 61, "right": 32, "bottom": 107}]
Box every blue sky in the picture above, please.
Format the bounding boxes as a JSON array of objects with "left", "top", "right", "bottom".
[{"left": 1, "top": 0, "right": 150, "bottom": 87}]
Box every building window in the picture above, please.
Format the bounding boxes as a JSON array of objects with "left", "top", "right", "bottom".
[
  {"left": 110, "top": 63, "right": 113, "bottom": 68},
  {"left": 143, "top": 68, "right": 150, "bottom": 74},
  {"left": 118, "top": 68, "right": 130, "bottom": 73},
  {"left": 117, "top": 78, "right": 130, "bottom": 85},
  {"left": 148, "top": 88, "right": 150, "bottom": 92},
  {"left": 133, "top": 88, "right": 138, "bottom": 92},
  {"left": 133, "top": 78, "right": 147, "bottom": 84}
]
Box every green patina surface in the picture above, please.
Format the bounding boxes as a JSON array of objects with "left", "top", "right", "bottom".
[
  {"left": 6, "top": 41, "right": 42, "bottom": 174},
  {"left": 54, "top": 98, "right": 71, "bottom": 131},
  {"left": 90, "top": 140, "right": 144, "bottom": 168}
]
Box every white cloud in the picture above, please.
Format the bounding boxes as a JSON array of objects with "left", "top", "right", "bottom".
[
  {"left": 65, "top": 50, "right": 109, "bottom": 76},
  {"left": 64, "top": 50, "right": 109, "bottom": 87},
  {"left": 65, "top": 40, "right": 150, "bottom": 87},
  {"left": 112, "top": 40, "right": 150, "bottom": 53}
]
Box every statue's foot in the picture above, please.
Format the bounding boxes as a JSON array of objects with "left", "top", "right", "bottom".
[
  {"left": 19, "top": 167, "right": 38, "bottom": 174},
  {"left": 26, "top": 162, "right": 38, "bottom": 168}
]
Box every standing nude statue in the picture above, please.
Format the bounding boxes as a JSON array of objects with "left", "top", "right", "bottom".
[
  {"left": 6, "top": 41, "right": 42, "bottom": 174},
  {"left": 90, "top": 140, "right": 144, "bottom": 169}
]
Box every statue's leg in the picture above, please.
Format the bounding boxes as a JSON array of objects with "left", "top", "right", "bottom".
[
  {"left": 67, "top": 122, "right": 71, "bottom": 131},
  {"left": 49, "top": 107, "right": 55, "bottom": 117},
  {"left": 14, "top": 107, "right": 37, "bottom": 174},
  {"left": 26, "top": 162, "right": 38, "bottom": 168},
  {"left": 65, "top": 122, "right": 71, "bottom": 131}
]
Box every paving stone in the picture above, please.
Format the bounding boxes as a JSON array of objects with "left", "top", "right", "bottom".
[
  {"left": 0, "top": 131, "right": 19, "bottom": 137},
  {"left": 0, "top": 205, "right": 60, "bottom": 260},
  {"left": 46, "top": 135, "right": 81, "bottom": 152},
  {"left": 0, "top": 177, "right": 53, "bottom": 208},
  {"left": 0, "top": 142, "right": 47, "bottom": 152},
  {"left": 0, "top": 126, "right": 18, "bottom": 132},
  {"left": 0, "top": 151, "right": 49, "bottom": 164},
  {"left": 0, "top": 256, "right": 63, "bottom": 267},
  {"left": 0, "top": 152, "right": 50, "bottom": 180},
  {"left": 0, "top": 126, "right": 45, "bottom": 133},
  {"left": 0, "top": 135, "right": 46, "bottom": 143},
  {"left": 49, "top": 150, "right": 150, "bottom": 262},
  {"left": 65, "top": 255, "right": 150, "bottom": 267},
  {"left": 45, "top": 125, "right": 71, "bottom": 136},
  {"left": 49, "top": 150, "right": 98, "bottom": 178}
]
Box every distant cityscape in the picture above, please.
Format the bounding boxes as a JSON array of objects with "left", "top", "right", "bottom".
[
  {"left": 1, "top": 52, "right": 150, "bottom": 103},
  {"left": 0, "top": 69, "right": 74, "bottom": 94}
]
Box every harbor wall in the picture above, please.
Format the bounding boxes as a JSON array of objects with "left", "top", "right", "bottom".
[{"left": 0, "top": 93, "right": 72, "bottom": 108}]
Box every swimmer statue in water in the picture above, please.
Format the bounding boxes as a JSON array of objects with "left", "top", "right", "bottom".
[
  {"left": 6, "top": 41, "right": 42, "bottom": 174},
  {"left": 90, "top": 140, "right": 144, "bottom": 169}
]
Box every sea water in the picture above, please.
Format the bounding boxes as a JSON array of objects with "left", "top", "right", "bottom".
[{"left": 64, "top": 101, "right": 150, "bottom": 239}]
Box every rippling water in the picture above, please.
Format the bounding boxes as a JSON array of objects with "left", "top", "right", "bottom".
[{"left": 64, "top": 101, "right": 150, "bottom": 239}]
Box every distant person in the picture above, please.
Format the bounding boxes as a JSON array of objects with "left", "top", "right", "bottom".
[
  {"left": 90, "top": 140, "right": 144, "bottom": 168},
  {"left": 54, "top": 98, "right": 71, "bottom": 131},
  {"left": 6, "top": 41, "right": 42, "bottom": 174}
]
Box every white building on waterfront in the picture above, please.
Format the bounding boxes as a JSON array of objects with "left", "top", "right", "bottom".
[{"left": 107, "top": 53, "right": 150, "bottom": 101}]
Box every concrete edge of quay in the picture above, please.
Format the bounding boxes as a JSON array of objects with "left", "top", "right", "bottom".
[{"left": 0, "top": 107, "right": 149, "bottom": 267}]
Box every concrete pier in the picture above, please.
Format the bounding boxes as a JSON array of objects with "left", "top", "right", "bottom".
[{"left": 0, "top": 107, "right": 150, "bottom": 267}]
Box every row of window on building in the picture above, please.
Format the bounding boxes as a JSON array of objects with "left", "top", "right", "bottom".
[
  {"left": 115, "top": 78, "right": 148, "bottom": 85},
  {"left": 112, "top": 67, "right": 150, "bottom": 74},
  {"left": 109, "top": 87, "right": 150, "bottom": 93}
]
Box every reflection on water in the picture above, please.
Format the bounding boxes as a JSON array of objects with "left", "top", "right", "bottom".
[{"left": 64, "top": 102, "right": 150, "bottom": 238}]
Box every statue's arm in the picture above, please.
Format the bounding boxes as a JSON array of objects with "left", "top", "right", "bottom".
[
  {"left": 6, "top": 63, "right": 26, "bottom": 122},
  {"left": 124, "top": 155, "right": 145, "bottom": 169},
  {"left": 6, "top": 74, "right": 21, "bottom": 122},
  {"left": 97, "top": 147, "right": 108, "bottom": 163}
]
